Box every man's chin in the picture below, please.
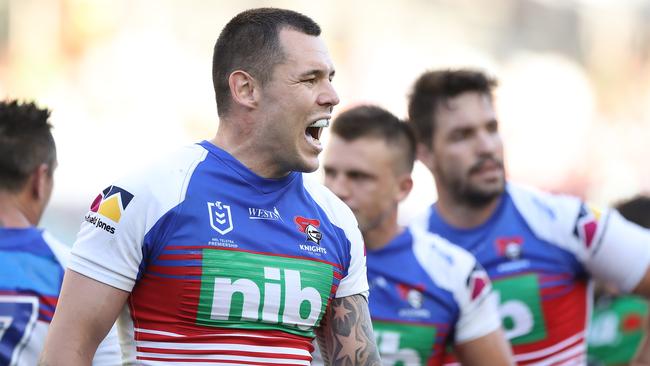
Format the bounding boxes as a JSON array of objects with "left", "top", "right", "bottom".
[
  {"left": 294, "top": 158, "right": 320, "bottom": 173},
  {"left": 462, "top": 183, "right": 505, "bottom": 207}
]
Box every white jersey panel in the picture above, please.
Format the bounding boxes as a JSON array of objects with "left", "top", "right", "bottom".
[
  {"left": 69, "top": 144, "right": 208, "bottom": 292},
  {"left": 409, "top": 228, "right": 501, "bottom": 344},
  {"left": 302, "top": 173, "right": 368, "bottom": 299},
  {"left": 508, "top": 183, "right": 650, "bottom": 293}
]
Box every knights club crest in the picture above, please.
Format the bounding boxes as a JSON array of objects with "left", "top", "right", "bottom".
[
  {"left": 208, "top": 201, "right": 234, "bottom": 235},
  {"left": 294, "top": 216, "right": 322, "bottom": 244}
]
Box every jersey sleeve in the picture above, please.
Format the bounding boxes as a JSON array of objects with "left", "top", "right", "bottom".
[
  {"left": 409, "top": 228, "right": 501, "bottom": 344},
  {"left": 453, "top": 264, "right": 502, "bottom": 343},
  {"left": 68, "top": 180, "right": 151, "bottom": 292},
  {"left": 302, "top": 173, "right": 369, "bottom": 299},
  {"left": 508, "top": 183, "right": 650, "bottom": 293},
  {"left": 68, "top": 145, "right": 207, "bottom": 292},
  {"left": 335, "top": 218, "right": 368, "bottom": 299},
  {"left": 586, "top": 209, "right": 650, "bottom": 292}
]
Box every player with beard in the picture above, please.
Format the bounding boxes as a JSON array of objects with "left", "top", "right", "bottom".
[
  {"left": 320, "top": 105, "right": 513, "bottom": 366},
  {"left": 407, "top": 69, "right": 650, "bottom": 365}
]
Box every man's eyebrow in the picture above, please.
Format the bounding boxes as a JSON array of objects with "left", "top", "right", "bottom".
[{"left": 299, "top": 68, "right": 336, "bottom": 78}]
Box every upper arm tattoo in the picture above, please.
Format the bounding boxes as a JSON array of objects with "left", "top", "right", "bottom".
[{"left": 316, "top": 294, "right": 381, "bottom": 366}]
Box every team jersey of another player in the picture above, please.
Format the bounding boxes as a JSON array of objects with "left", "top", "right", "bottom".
[
  {"left": 588, "top": 295, "right": 648, "bottom": 365},
  {"left": 367, "top": 227, "right": 500, "bottom": 366},
  {"left": 0, "top": 228, "right": 121, "bottom": 366},
  {"left": 69, "top": 141, "right": 368, "bottom": 366},
  {"left": 411, "top": 183, "right": 650, "bottom": 365}
]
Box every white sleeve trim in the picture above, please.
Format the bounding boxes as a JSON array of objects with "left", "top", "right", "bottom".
[
  {"left": 587, "top": 210, "right": 650, "bottom": 292},
  {"left": 302, "top": 173, "right": 369, "bottom": 299}
]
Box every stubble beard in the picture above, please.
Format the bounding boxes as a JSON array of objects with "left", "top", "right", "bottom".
[{"left": 439, "top": 167, "right": 505, "bottom": 209}]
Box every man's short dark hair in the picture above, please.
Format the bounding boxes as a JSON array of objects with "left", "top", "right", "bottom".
[
  {"left": 408, "top": 69, "right": 497, "bottom": 147},
  {"left": 331, "top": 105, "right": 416, "bottom": 174},
  {"left": 212, "top": 7, "right": 321, "bottom": 117},
  {"left": 615, "top": 195, "right": 650, "bottom": 229},
  {"left": 0, "top": 100, "right": 55, "bottom": 192}
]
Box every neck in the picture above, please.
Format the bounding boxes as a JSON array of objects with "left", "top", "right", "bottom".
[
  {"left": 0, "top": 192, "right": 36, "bottom": 228},
  {"left": 210, "top": 117, "right": 289, "bottom": 179},
  {"left": 435, "top": 191, "right": 501, "bottom": 229},
  {"left": 362, "top": 211, "right": 401, "bottom": 251}
]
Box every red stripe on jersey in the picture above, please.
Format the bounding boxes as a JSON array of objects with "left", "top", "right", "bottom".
[
  {"left": 136, "top": 347, "right": 312, "bottom": 361},
  {"left": 147, "top": 265, "right": 203, "bottom": 277},
  {"left": 516, "top": 337, "right": 584, "bottom": 365},
  {"left": 539, "top": 273, "right": 572, "bottom": 284},
  {"left": 511, "top": 280, "right": 588, "bottom": 356},
  {"left": 442, "top": 279, "right": 589, "bottom": 365},
  {"left": 164, "top": 245, "right": 343, "bottom": 270},
  {"left": 135, "top": 330, "right": 314, "bottom": 350},
  {"left": 137, "top": 355, "right": 310, "bottom": 365},
  {"left": 156, "top": 253, "right": 202, "bottom": 261}
]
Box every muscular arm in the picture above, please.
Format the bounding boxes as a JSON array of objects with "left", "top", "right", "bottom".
[
  {"left": 454, "top": 329, "right": 514, "bottom": 366},
  {"left": 39, "top": 270, "right": 129, "bottom": 366},
  {"left": 315, "top": 294, "right": 381, "bottom": 366}
]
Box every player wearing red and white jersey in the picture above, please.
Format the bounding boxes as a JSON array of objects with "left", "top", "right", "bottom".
[
  {"left": 407, "top": 69, "right": 650, "bottom": 365},
  {"left": 41, "top": 8, "right": 380, "bottom": 366}
]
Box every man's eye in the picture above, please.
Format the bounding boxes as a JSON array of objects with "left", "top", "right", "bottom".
[{"left": 303, "top": 78, "right": 316, "bottom": 85}]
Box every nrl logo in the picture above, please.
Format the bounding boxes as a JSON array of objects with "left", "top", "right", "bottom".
[{"left": 208, "top": 201, "right": 233, "bottom": 235}]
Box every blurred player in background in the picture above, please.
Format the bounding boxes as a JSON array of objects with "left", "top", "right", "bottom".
[
  {"left": 0, "top": 100, "right": 120, "bottom": 365},
  {"left": 41, "top": 8, "right": 379, "bottom": 366},
  {"left": 407, "top": 69, "right": 650, "bottom": 365},
  {"left": 588, "top": 195, "right": 650, "bottom": 366},
  {"left": 322, "top": 105, "right": 513, "bottom": 365}
]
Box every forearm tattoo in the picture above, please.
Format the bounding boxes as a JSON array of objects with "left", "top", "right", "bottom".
[{"left": 316, "top": 294, "right": 381, "bottom": 366}]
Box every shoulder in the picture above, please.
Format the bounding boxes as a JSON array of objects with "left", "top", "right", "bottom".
[
  {"left": 41, "top": 231, "right": 71, "bottom": 267},
  {"left": 507, "top": 182, "right": 582, "bottom": 224},
  {"left": 114, "top": 144, "right": 208, "bottom": 202},
  {"left": 409, "top": 227, "right": 477, "bottom": 290},
  {"left": 301, "top": 173, "right": 358, "bottom": 233},
  {"left": 102, "top": 144, "right": 208, "bottom": 221}
]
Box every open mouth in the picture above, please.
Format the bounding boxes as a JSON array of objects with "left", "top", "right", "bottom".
[{"left": 305, "top": 119, "right": 329, "bottom": 142}]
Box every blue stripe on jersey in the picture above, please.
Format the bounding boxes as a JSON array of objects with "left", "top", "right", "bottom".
[{"left": 0, "top": 251, "right": 62, "bottom": 296}]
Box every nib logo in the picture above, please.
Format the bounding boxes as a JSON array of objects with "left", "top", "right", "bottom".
[
  {"left": 294, "top": 216, "right": 322, "bottom": 244},
  {"left": 90, "top": 185, "right": 134, "bottom": 223}
]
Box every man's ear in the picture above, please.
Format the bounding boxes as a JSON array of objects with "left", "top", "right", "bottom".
[
  {"left": 30, "top": 163, "right": 51, "bottom": 200},
  {"left": 416, "top": 143, "right": 435, "bottom": 172},
  {"left": 228, "top": 70, "right": 258, "bottom": 109},
  {"left": 395, "top": 173, "right": 414, "bottom": 203}
]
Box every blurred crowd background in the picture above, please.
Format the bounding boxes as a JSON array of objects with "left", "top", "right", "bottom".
[{"left": 2, "top": 0, "right": 650, "bottom": 244}]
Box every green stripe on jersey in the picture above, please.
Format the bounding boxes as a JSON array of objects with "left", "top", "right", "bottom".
[{"left": 373, "top": 320, "right": 437, "bottom": 365}]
